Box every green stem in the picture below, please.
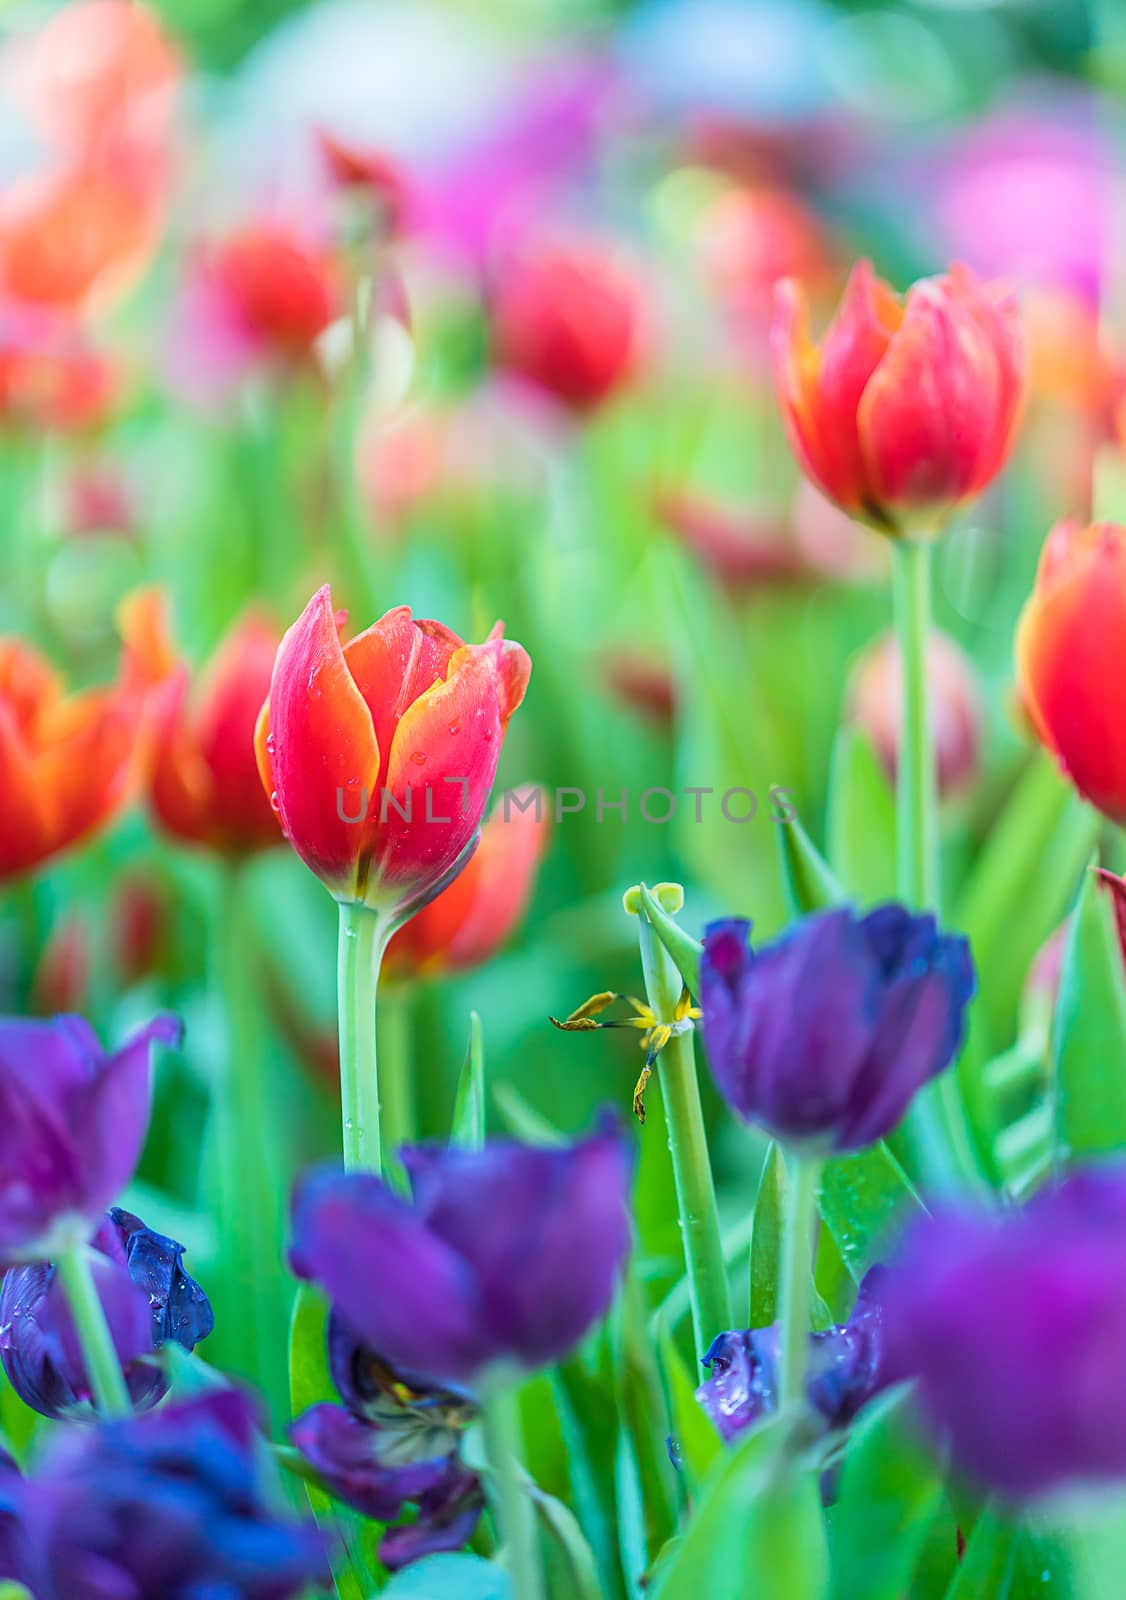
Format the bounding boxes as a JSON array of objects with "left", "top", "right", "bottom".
[
  {"left": 210, "top": 862, "right": 287, "bottom": 1418},
  {"left": 893, "top": 540, "right": 984, "bottom": 1196},
  {"left": 56, "top": 1245, "right": 130, "bottom": 1417},
  {"left": 481, "top": 1381, "right": 544, "bottom": 1600},
  {"left": 378, "top": 982, "right": 415, "bottom": 1176},
  {"left": 637, "top": 916, "right": 731, "bottom": 1359},
  {"left": 337, "top": 902, "right": 388, "bottom": 1173},
  {"left": 777, "top": 1153, "right": 820, "bottom": 1411}
]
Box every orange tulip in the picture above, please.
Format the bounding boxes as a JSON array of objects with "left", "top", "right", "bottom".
[
  {"left": 773, "top": 260, "right": 1024, "bottom": 537},
  {"left": 255, "top": 587, "right": 531, "bottom": 917},
  {"left": 383, "top": 788, "right": 549, "bottom": 979},
  {"left": 1016, "top": 520, "right": 1126, "bottom": 824},
  {"left": 847, "top": 629, "right": 981, "bottom": 801},
  {"left": 120, "top": 591, "right": 282, "bottom": 855},
  {"left": 492, "top": 239, "right": 644, "bottom": 413},
  {"left": 0, "top": 636, "right": 137, "bottom": 880}
]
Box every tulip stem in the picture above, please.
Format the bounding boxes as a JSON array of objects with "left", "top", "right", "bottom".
[
  {"left": 778, "top": 1152, "right": 820, "bottom": 1412},
  {"left": 56, "top": 1244, "right": 131, "bottom": 1418},
  {"left": 338, "top": 902, "right": 388, "bottom": 1174},
  {"left": 636, "top": 908, "right": 731, "bottom": 1360},
  {"left": 893, "top": 539, "right": 984, "bottom": 1196},
  {"left": 378, "top": 982, "right": 415, "bottom": 1182},
  {"left": 480, "top": 1380, "right": 544, "bottom": 1600}
]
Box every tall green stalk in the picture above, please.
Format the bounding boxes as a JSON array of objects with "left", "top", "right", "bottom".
[
  {"left": 378, "top": 982, "right": 415, "bottom": 1178},
  {"left": 56, "top": 1245, "right": 130, "bottom": 1418},
  {"left": 480, "top": 1380, "right": 545, "bottom": 1600},
  {"left": 893, "top": 540, "right": 983, "bottom": 1194},
  {"left": 337, "top": 902, "right": 388, "bottom": 1174},
  {"left": 210, "top": 862, "right": 287, "bottom": 1418},
  {"left": 636, "top": 902, "right": 731, "bottom": 1360},
  {"left": 777, "top": 1154, "right": 820, "bottom": 1410}
]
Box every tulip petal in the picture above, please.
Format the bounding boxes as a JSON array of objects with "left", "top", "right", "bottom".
[
  {"left": 0, "top": 696, "right": 55, "bottom": 878},
  {"left": 75, "top": 1014, "right": 181, "bottom": 1221},
  {"left": 857, "top": 274, "right": 1004, "bottom": 518},
  {"left": 372, "top": 643, "right": 508, "bottom": 899},
  {"left": 1016, "top": 522, "right": 1126, "bottom": 823},
  {"left": 263, "top": 585, "right": 382, "bottom": 897},
  {"left": 290, "top": 1168, "right": 490, "bottom": 1382},
  {"left": 342, "top": 607, "right": 462, "bottom": 778}
]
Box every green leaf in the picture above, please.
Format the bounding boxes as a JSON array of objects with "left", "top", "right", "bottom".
[
  {"left": 819, "top": 1142, "right": 925, "bottom": 1284},
  {"left": 288, "top": 1284, "right": 369, "bottom": 1600},
  {"left": 947, "top": 1512, "right": 1074, "bottom": 1599},
  {"left": 289, "top": 1282, "right": 334, "bottom": 1416},
  {"left": 532, "top": 1485, "right": 604, "bottom": 1600},
  {"left": 829, "top": 1388, "right": 943, "bottom": 1600},
  {"left": 1052, "top": 866, "right": 1126, "bottom": 1162},
  {"left": 610, "top": 1273, "right": 679, "bottom": 1575},
  {"left": 656, "top": 1317, "right": 723, "bottom": 1490},
  {"left": 779, "top": 817, "right": 848, "bottom": 917},
  {"left": 826, "top": 728, "right": 897, "bottom": 905},
  {"left": 750, "top": 1143, "right": 786, "bottom": 1327},
  {"left": 492, "top": 1083, "right": 568, "bottom": 1145},
  {"left": 0, "top": 1585, "right": 33, "bottom": 1600},
  {"left": 0, "top": 1370, "right": 38, "bottom": 1462},
  {"left": 649, "top": 1420, "right": 828, "bottom": 1600},
  {"left": 452, "top": 1011, "right": 486, "bottom": 1149},
  {"left": 381, "top": 1554, "right": 511, "bottom": 1599},
  {"left": 637, "top": 883, "right": 702, "bottom": 998},
  {"left": 953, "top": 755, "right": 1097, "bottom": 1046},
  {"left": 552, "top": 1351, "right": 627, "bottom": 1600}
]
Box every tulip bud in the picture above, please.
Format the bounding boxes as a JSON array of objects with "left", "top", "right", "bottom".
[
  {"left": 1016, "top": 519, "right": 1126, "bottom": 823},
  {"left": 773, "top": 260, "right": 1024, "bottom": 538},
  {"left": 255, "top": 587, "right": 531, "bottom": 921},
  {"left": 846, "top": 628, "right": 982, "bottom": 802},
  {"left": 491, "top": 239, "right": 644, "bottom": 413}
]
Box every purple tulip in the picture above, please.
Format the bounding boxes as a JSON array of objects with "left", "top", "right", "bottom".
[
  {"left": 292, "top": 1313, "right": 483, "bottom": 1570},
  {"left": 700, "top": 907, "right": 974, "bottom": 1152},
  {"left": 13, "top": 1390, "right": 325, "bottom": 1599},
  {"left": 882, "top": 1166, "right": 1126, "bottom": 1501},
  {"left": 696, "top": 1269, "right": 886, "bottom": 1444},
  {"left": 0, "top": 1208, "right": 213, "bottom": 1417},
  {"left": 292, "top": 1404, "right": 483, "bottom": 1570},
  {"left": 0, "top": 1012, "right": 181, "bottom": 1265},
  {"left": 290, "top": 1115, "right": 633, "bottom": 1385}
]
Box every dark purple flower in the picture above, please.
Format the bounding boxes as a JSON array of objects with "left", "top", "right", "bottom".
[
  {"left": 0, "top": 1012, "right": 181, "bottom": 1264},
  {"left": 293, "top": 1312, "right": 482, "bottom": 1568},
  {"left": 696, "top": 1268, "right": 886, "bottom": 1444},
  {"left": 14, "top": 1389, "right": 326, "bottom": 1600},
  {"left": 700, "top": 907, "right": 974, "bottom": 1152},
  {"left": 0, "top": 1208, "right": 213, "bottom": 1417},
  {"left": 291, "top": 1403, "right": 483, "bottom": 1571},
  {"left": 289, "top": 1114, "right": 633, "bottom": 1385},
  {"left": 882, "top": 1165, "right": 1126, "bottom": 1502}
]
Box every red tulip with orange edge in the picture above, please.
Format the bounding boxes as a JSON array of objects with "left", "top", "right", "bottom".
[
  {"left": 492, "top": 239, "right": 644, "bottom": 413},
  {"left": 255, "top": 586, "right": 531, "bottom": 921},
  {"left": 1016, "top": 519, "right": 1126, "bottom": 825},
  {"left": 773, "top": 259, "right": 1025, "bottom": 538},
  {"left": 383, "top": 787, "right": 549, "bottom": 981},
  {"left": 119, "top": 590, "right": 282, "bottom": 857},
  {"left": 0, "top": 634, "right": 140, "bottom": 881}
]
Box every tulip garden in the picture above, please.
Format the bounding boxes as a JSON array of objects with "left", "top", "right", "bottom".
[{"left": 1, "top": 2, "right": 1124, "bottom": 1597}]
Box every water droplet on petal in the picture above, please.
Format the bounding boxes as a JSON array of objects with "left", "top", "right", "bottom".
[
  {"left": 270, "top": 791, "right": 281, "bottom": 813},
  {"left": 410, "top": 751, "right": 427, "bottom": 766}
]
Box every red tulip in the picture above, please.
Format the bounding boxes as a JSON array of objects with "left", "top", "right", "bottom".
[
  {"left": 120, "top": 590, "right": 282, "bottom": 855},
  {"left": 773, "top": 260, "right": 1024, "bottom": 537},
  {"left": 847, "top": 629, "right": 982, "bottom": 801},
  {"left": 1016, "top": 520, "right": 1126, "bottom": 824},
  {"left": 316, "top": 129, "right": 409, "bottom": 235},
  {"left": 0, "top": 636, "right": 137, "bottom": 880},
  {"left": 200, "top": 225, "right": 338, "bottom": 357},
  {"left": 492, "top": 239, "right": 644, "bottom": 412},
  {"left": 255, "top": 587, "right": 531, "bottom": 917},
  {"left": 383, "top": 788, "right": 549, "bottom": 979}
]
